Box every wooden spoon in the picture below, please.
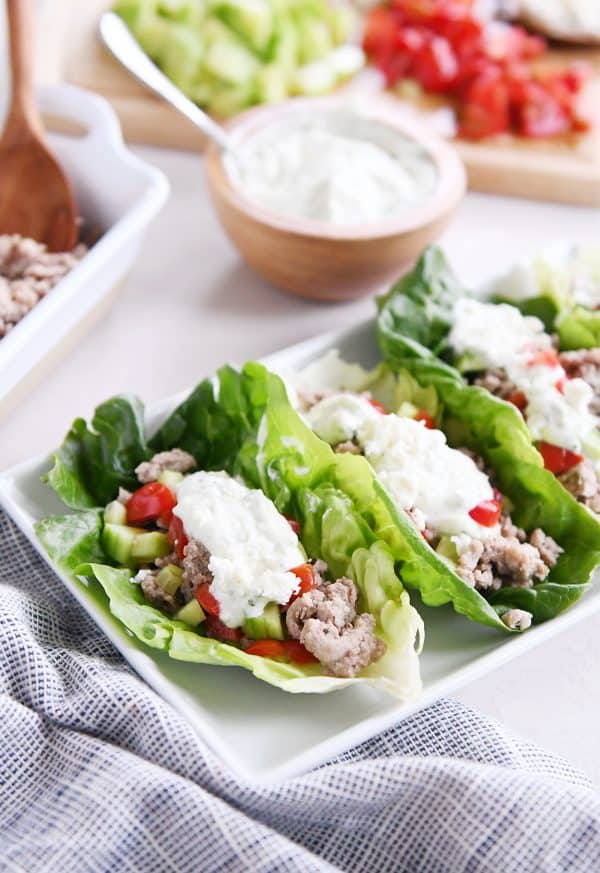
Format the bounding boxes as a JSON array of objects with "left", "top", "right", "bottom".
[{"left": 0, "top": 0, "right": 78, "bottom": 251}]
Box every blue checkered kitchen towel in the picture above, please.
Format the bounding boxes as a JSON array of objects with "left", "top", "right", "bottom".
[{"left": 1, "top": 509, "right": 599, "bottom": 873}]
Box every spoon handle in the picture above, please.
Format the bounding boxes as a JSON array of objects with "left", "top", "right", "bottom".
[
  {"left": 5, "top": 0, "right": 42, "bottom": 141},
  {"left": 99, "top": 12, "right": 232, "bottom": 152}
]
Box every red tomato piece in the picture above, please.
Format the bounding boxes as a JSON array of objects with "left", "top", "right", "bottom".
[
  {"left": 513, "top": 80, "right": 571, "bottom": 138},
  {"left": 538, "top": 442, "right": 583, "bottom": 475},
  {"left": 458, "top": 66, "right": 510, "bottom": 139},
  {"left": 205, "top": 615, "right": 241, "bottom": 643},
  {"left": 126, "top": 482, "right": 176, "bottom": 526},
  {"left": 411, "top": 36, "right": 458, "bottom": 92},
  {"left": 555, "top": 377, "right": 567, "bottom": 394},
  {"left": 507, "top": 391, "right": 528, "bottom": 412},
  {"left": 287, "top": 563, "right": 317, "bottom": 606},
  {"left": 363, "top": 7, "right": 401, "bottom": 55},
  {"left": 526, "top": 348, "right": 560, "bottom": 368},
  {"left": 167, "top": 513, "right": 188, "bottom": 561},
  {"left": 285, "top": 515, "right": 300, "bottom": 536},
  {"left": 468, "top": 499, "right": 502, "bottom": 527},
  {"left": 195, "top": 583, "right": 221, "bottom": 617},
  {"left": 245, "top": 639, "right": 318, "bottom": 664},
  {"left": 414, "top": 409, "right": 436, "bottom": 429},
  {"left": 367, "top": 398, "right": 389, "bottom": 414}
]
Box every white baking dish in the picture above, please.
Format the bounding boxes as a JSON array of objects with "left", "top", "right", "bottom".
[{"left": 0, "top": 84, "right": 169, "bottom": 410}]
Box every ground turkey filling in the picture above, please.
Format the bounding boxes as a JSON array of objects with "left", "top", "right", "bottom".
[
  {"left": 130, "top": 451, "right": 385, "bottom": 679},
  {"left": 473, "top": 352, "right": 600, "bottom": 513}
]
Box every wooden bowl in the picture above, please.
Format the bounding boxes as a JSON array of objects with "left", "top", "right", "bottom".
[{"left": 205, "top": 98, "right": 466, "bottom": 302}]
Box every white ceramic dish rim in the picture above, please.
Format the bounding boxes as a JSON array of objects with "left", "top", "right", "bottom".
[
  {"left": 2, "top": 317, "right": 600, "bottom": 784},
  {"left": 211, "top": 95, "right": 467, "bottom": 241},
  {"left": 0, "top": 84, "right": 169, "bottom": 374}
]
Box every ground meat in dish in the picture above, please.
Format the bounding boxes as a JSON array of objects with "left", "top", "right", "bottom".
[
  {"left": 180, "top": 538, "right": 213, "bottom": 603},
  {"left": 558, "top": 460, "right": 600, "bottom": 514},
  {"left": 455, "top": 516, "right": 562, "bottom": 592},
  {"left": 286, "top": 578, "right": 385, "bottom": 678},
  {"left": 138, "top": 570, "right": 183, "bottom": 615},
  {"left": 0, "top": 234, "right": 86, "bottom": 338},
  {"left": 135, "top": 449, "right": 196, "bottom": 484},
  {"left": 559, "top": 349, "right": 600, "bottom": 415},
  {"left": 472, "top": 367, "right": 519, "bottom": 401}
]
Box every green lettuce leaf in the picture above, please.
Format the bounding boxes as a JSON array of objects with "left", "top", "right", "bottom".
[
  {"left": 376, "top": 249, "right": 600, "bottom": 622},
  {"left": 44, "top": 395, "right": 150, "bottom": 509},
  {"left": 37, "top": 363, "right": 426, "bottom": 698},
  {"left": 555, "top": 306, "right": 600, "bottom": 351}
]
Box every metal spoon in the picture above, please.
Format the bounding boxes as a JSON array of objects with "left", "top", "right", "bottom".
[{"left": 99, "top": 12, "right": 233, "bottom": 153}]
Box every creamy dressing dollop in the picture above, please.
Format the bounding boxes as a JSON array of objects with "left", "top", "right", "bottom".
[
  {"left": 307, "top": 393, "right": 498, "bottom": 540},
  {"left": 448, "top": 298, "right": 599, "bottom": 454},
  {"left": 226, "top": 111, "right": 438, "bottom": 226},
  {"left": 173, "top": 471, "right": 304, "bottom": 628}
]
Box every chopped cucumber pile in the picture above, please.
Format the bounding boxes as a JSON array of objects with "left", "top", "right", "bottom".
[{"left": 113, "top": 0, "right": 364, "bottom": 115}]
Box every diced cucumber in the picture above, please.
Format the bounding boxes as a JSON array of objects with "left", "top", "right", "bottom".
[
  {"left": 157, "top": 470, "right": 184, "bottom": 489},
  {"left": 296, "top": 16, "right": 333, "bottom": 64},
  {"left": 326, "top": 6, "right": 355, "bottom": 46},
  {"left": 208, "top": 82, "right": 256, "bottom": 117},
  {"left": 268, "top": 21, "right": 298, "bottom": 74},
  {"left": 204, "top": 39, "right": 260, "bottom": 85},
  {"left": 292, "top": 59, "right": 336, "bottom": 96},
  {"left": 398, "top": 401, "right": 419, "bottom": 419},
  {"left": 215, "top": 0, "right": 273, "bottom": 54},
  {"left": 436, "top": 536, "right": 459, "bottom": 565},
  {"left": 175, "top": 599, "right": 206, "bottom": 627},
  {"left": 130, "top": 531, "right": 171, "bottom": 563},
  {"left": 255, "top": 63, "right": 288, "bottom": 104},
  {"left": 159, "top": 25, "right": 204, "bottom": 87},
  {"left": 102, "top": 523, "right": 143, "bottom": 565},
  {"left": 156, "top": 564, "right": 183, "bottom": 595},
  {"left": 104, "top": 500, "right": 127, "bottom": 526},
  {"left": 243, "top": 602, "right": 284, "bottom": 640},
  {"left": 329, "top": 45, "right": 364, "bottom": 81}
]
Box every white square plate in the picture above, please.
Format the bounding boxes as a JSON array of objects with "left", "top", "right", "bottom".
[{"left": 2, "top": 319, "right": 599, "bottom": 784}]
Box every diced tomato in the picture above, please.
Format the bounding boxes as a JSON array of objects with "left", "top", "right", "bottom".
[
  {"left": 526, "top": 348, "right": 560, "bottom": 368},
  {"left": 363, "top": 6, "right": 400, "bottom": 55},
  {"left": 367, "top": 398, "right": 389, "bottom": 414},
  {"left": 167, "top": 513, "right": 188, "bottom": 561},
  {"left": 205, "top": 615, "right": 241, "bottom": 643},
  {"left": 507, "top": 391, "right": 527, "bottom": 412},
  {"left": 513, "top": 80, "right": 571, "bottom": 139},
  {"left": 126, "top": 482, "right": 176, "bottom": 526},
  {"left": 287, "top": 563, "right": 317, "bottom": 606},
  {"left": 245, "top": 639, "right": 318, "bottom": 664},
  {"left": 468, "top": 498, "right": 502, "bottom": 527},
  {"left": 538, "top": 441, "right": 583, "bottom": 475},
  {"left": 411, "top": 36, "right": 458, "bottom": 93},
  {"left": 458, "top": 66, "right": 510, "bottom": 139},
  {"left": 195, "top": 583, "right": 221, "bottom": 617},
  {"left": 285, "top": 515, "right": 300, "bottom": 536},
  {"left": 555, "top": 377, "right": 567, "bottom": 394},
  {"left": 414, "top": 409, "right": 436, "bottom": 429}
]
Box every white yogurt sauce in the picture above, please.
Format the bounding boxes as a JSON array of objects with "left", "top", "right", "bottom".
[
  {"left": 448, "top": 298, "right": 599, "bottom": 454},
  {"left": 307, "top": 394, "right": 498, "bottom": 539},
  {"left": 173, "top": 471, "right": 304, "bottom": 628},
  {"left": 226, "top": 110, "right": 438, "bottom": 226}
]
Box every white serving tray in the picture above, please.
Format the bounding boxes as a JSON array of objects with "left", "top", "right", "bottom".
[
  {"left": 1, "top": 319, "right": 599, "bottom": 785},
  {"left": 0, "top": 84, "right": 169, "bottom": 411}
]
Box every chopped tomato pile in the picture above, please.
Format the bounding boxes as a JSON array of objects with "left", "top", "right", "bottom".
[
  {"left": 362, "top": 0, "right": 591, "bottom": 140},
  {"left": 126, "top": 481, "right": 176, "bottom": 526}
]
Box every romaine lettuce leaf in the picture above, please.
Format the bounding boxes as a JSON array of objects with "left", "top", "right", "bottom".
[
  {"left": 44, "top": 395, "right": 150, "bottom": 509},
  {"left": 376, "top": 250, "right": 600, "bottom": 622},
  {"left": 36, "top": 363, "right": 426, "bottom": 698}
]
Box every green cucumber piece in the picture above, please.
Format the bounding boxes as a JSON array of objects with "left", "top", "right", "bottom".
[
  {"left": 102, "top": 523, "right": 143, "bottom": 565},
  {"left": 243, "top": 602, "right": 284, "bottom": 640},
  {"left": 156, "top": 563, "right": 183, "bottom": 595},
  {"left": 130, "top": 531, "right": 171, "bottom": 563},
  {"left": 175, "top": 599, "right": 206, "bottom": 627},
  {"left": 292, "top": 59, "right": 336, "bottom": 96},
  {"left": 157, "top": 470, "right": 184, "bottom": 489},
  {"left": 216, "top": 0, "right": 273, "bottom": 54},
  {"left": 104, "top": 500, "right": 127, "bottom": 526},
  {"left": 203, "top": 39, "right": 259, "bottom": 85}
]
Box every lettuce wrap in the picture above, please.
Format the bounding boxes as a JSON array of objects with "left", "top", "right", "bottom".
[
  {"left": 487, "top": 245, "right": 600, "bottom": 351},
  {"left": 36, "top": 362, "right": 424, "bottom": 698},
  {"left": 374, "top": 246, "right": 600, "bottom": 622}
]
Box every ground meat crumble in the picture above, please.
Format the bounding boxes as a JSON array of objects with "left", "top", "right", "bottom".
[{"left": 0, "top": 234, "right": 86, "bottom": 338}]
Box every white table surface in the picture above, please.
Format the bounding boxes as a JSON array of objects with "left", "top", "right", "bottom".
[{"left": 2, "top": 144, "right": 600, "bottom": 784}]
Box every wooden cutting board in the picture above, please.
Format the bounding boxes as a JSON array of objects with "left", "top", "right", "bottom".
[{"left": 39, "top": 0, "right": 600, "bottom": 206}]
